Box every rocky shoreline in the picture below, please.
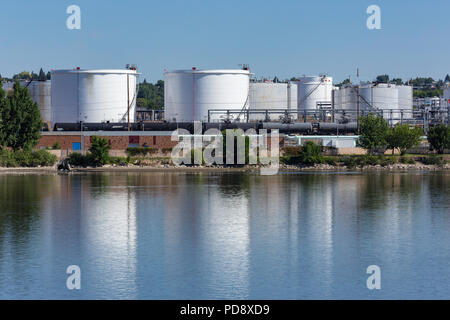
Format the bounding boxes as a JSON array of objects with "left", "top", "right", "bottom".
[{"left": 1, "top": 162, "right": 449, "bottom": 174}]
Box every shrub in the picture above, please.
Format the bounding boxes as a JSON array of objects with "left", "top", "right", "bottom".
[
  {"left": 89, "top": 136, "right": 111, "bottom": 166},
  {"left": 323, "top": 156, "right": 337, "bottom": 166},
  {"left": 342, "top": 156, "right": 357, "bottom": 168},
  {"left": 161, "top": 147, "right": 173, "bottom": 154},
  {"left": 300, "top": 141, "right": 324, "bottom": 165},
  {"left": 126, "top": 147, "right": 158, "bottom": 157},
  {"left": 281, "top": 156, "right": 302, "bottom": 165},
  {"left": 379, "top": 156, "right": 397, "bottom": 167},
  {"left": 400, "top": 157, "right": 415, "bottom": 164},
  {"left": 421, "top": 155, "right": 444, "bottom": 165},
  {"left": 282, "top": 146, "right": 302, "bottom": 157},
  {"left": 68, "top": 152, "right": 94, "bottom": 167},
  {"left": 0, "top": 149, "right": 57, "bottom": 167},
  {"left": 52, "top": 141, "right": 61, "bottom": 150}
]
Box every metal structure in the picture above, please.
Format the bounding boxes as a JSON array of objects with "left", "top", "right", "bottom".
[
  {"left": 164, "top": 68, "right": 251, "bottom": 122},
  {"left": 248, "top": 81, "right": 297, "bottom": 121},
  {"left": 297, "top": 76, "right": 333, "bottom": 111},
  {"left": 51, "top": 68, "right": 139, "bottom": 124}
]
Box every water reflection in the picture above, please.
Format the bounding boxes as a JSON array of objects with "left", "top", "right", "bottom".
[{"left": 0, "top": 171, "right": 449, "bottom": 299}]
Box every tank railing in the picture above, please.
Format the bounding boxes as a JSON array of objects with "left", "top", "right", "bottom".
[{"left": 207, "top": 108, "right": 449, "bottom": 128}]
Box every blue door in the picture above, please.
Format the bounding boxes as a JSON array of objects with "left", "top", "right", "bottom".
[{"left": 72, "top": 142, "right": 81, "bottom": 151}]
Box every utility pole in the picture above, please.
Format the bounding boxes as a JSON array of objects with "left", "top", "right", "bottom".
[
  {"left": 357, "top": 85, "right": 361, "bottom": 134},
  {"left": 127, "top": 73, "right": 130, "bottom": 131}
]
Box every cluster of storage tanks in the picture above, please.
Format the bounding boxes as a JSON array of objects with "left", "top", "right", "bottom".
[
  {"left": 2, "top": 65, "right": 417, "bottom": 126},
  {"left": 333, "top": 83, "right": 413, "bottom": 122},
  {"left": 2, "top": 68, "right": 139, "bottom": 125},
  {"left": 164, "top": 71, "right": 414, "bottom": 124}
]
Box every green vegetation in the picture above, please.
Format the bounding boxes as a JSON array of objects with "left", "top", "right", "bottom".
[
  {"left": 0, "top": 82, "right": 42, "bottom": 151},
  {"left": 300, "top": 141, "right": 324, "bottom": 165},
  {"left": 359, "top": 115, "right": 423, "bottom": 155},
  {"left": 427, "top": 125, "right": 450, "bottom": 154},
  {"left": 126, "top": 147, "right": 158, "bottom": 157},
  {"left": 0, "top": 149, "right": 57, "bottom": 167},
  {"left": 137, "top": 79, "right": 164, "bottom": 109},
  {"left": 386, "top": 124, "right": 423, "bottom": 155},
  {"left": 420, "top": 155, "right": 445, "bottom": 165},
  {"left": 89, "top": 136, "right": 111, "bottom": 166},
  {"left": 281, "top": 142, "right": 324, "bottom": 165},
  {"left": 358, "top": 114, "right": 389, "bottom": 154},
  {"left": 67, "top": 136, "right": 111, "bottom": 167}
]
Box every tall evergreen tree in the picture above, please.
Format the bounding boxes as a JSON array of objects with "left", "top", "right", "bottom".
[
  {"left": 0, "top": 82, "right": 42, "bottom": 150},
  {"left": 38, "top": 68, "right": 46, "bottom": 81}
]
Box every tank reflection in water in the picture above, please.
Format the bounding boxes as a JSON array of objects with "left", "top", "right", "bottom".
[{"left": 0, "top": 172, "right": 449, "bottom": 299}]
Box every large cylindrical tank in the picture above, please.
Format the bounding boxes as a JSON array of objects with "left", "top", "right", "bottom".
[
  {"left": 333, "top": 85, "right": 358, "bottom": 110},
  {"left": 360, "top": 84, "right": 398, "bottom": 110},
  {"left": 297, "top": 76, "right": 333, "bottom": 111},
  {"left": 29, "top": 81, "right": 52, "bottom": 123},
  {"left": 51, "top": 69, "right": 138, "bottom": 123},
  {"left": 164, "top": 69, "right": 250, "bottom": 122},
  {"left": 248, "top": 81, "right": 297, "bottom": 121}
]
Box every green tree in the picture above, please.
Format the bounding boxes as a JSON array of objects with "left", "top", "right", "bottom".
[
  {"left": 89, "top": 136, "right": 111, "bottom": 166},
  {"left": 0, "top": 81, "right": 5, "bottom": 148},
  {"left": 38, "top": 68, "right": 46, "bottom": 81},
  {"left": 359, "top": 114, "right": 389, "bottom": 154},
  {"left": 0, "top": 82, "right": 42, "bottom": 150},
  {"left": 386, "top": 124, "right": 423, "bottom": 155},
  {"left": 376, "top": 74, "right": 390, "bottom": 83},
  {"left": 427, "top": 125, "right": 450, "bottom": 154}
]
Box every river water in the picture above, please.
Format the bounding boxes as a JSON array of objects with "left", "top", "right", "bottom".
[{"left": 0, "top": 171, "right": 449, "bottom": 299}]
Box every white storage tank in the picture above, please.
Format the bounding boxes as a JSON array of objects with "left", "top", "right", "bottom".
[
  {"left": 297, "top": 76, "right": 333, "bottom": 111},
  {"left": 164, "top": 68, "right": 251, "bottom": 122},
  {"left": 29, "top": 81, "right": 52, "bottom": 123},
  {"left": 2, "top": 80, "right": 52, "bottom": 123},
  {"left": 51, "top": 68, "right": 138, "bottom": 123},
  {"left": 333, "top": 85, "right": 359, "bottom": 111},
  {"left": 248, "top": 81, "right": 297, "bottom": 121}
]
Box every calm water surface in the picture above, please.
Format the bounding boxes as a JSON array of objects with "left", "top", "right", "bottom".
[{"left": 0, "top": 171, "right": 449, "bottom": 299}]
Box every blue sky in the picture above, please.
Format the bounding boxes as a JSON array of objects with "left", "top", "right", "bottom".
[{"left": 0, "top": 0, "right": 449, "bottom": 83}]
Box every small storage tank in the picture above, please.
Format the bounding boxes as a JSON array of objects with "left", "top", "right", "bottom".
[
  {"left": 51, "top": 69, "right": 138, "bottom": 124},
  {"left": 164, "top": 68, "right": 250, "bottom": 122},
  {"left": 29, "top": 81, "right": 52, "bottom": 123},
  {"left": 248, "top": 81, "right": 297, "bottom": 121},
  {"left": 297, "top": 76, "right": 333, "bottom": 111}
]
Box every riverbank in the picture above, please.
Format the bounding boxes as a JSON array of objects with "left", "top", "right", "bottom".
[{"left": 1, "top": 162, "right": 449, "bottom": 174}]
